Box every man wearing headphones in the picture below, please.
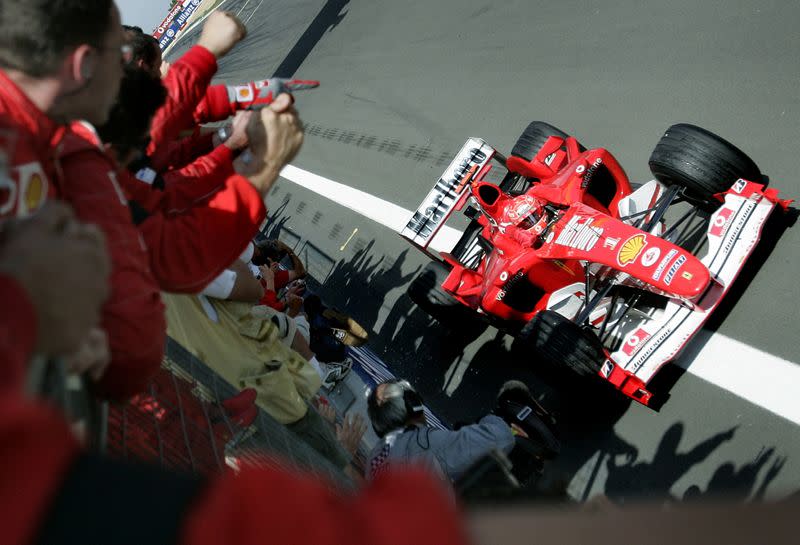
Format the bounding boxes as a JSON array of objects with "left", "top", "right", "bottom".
[
  {"left": 366, "top": 379, "right": 520, "bottom": 483},
  {"left": 367, "top": 378, "right": 561, "bottom": 484}
]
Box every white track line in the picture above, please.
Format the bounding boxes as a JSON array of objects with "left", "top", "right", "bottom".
[
  {"left": 675, "top": 334, "right": 800, "bottom": 425},
  {"left": 235, "top": 0, "right": 252, "bottom": 17},
  {"left": 279, "top": 163, "right": 800, "bottom": 426},
  {"left": 281, "top": 164, "right": 463, "bottom": 253},
  {"left": 242, "top": 0, "right": 265, "bottom": 25}
]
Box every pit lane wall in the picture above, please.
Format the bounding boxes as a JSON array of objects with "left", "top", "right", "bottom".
[{"left": 153, "top": 0, "right": 208, "bottom": 51}]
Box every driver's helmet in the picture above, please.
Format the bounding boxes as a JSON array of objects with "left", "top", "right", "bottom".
[{"left": 503, "top": 194, "right": 546, "bottom": 231}]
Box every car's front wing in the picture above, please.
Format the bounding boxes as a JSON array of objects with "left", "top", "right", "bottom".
[{"left": 599, "top": 180, "right": 791, "bottom": 405}]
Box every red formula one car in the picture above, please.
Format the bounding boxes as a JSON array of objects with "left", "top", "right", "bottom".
[{"left": 402, "top": 122, "right": 791, "bottom": 406}]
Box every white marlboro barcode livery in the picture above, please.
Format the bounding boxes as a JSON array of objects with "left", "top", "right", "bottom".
[{"left": 401, "top": 138, "right": 494, "bottom": 251}]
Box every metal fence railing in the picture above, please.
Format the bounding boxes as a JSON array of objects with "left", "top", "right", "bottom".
[{"left": 105, "top": 337, "right": 351, "bottom": 487}]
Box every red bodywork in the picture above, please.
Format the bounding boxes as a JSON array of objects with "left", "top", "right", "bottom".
[
  {"left": 440, "top": 137, "right": 711, "bottom": 326},
  {"left": 405, "top": 134, "right": 789, "bottom": 407}
]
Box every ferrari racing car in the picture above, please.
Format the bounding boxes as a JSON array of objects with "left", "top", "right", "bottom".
[{"left": 401, "top": 122, "right": 791, "bottom": 406}]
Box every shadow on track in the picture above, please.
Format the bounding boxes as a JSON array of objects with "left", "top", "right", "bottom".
[
  {"left": 683, "top": 447, "right": 788, "bottom": 503},
  {"left": 273, "top": 0, "right": 350, "bottom": 78},
  {"left": 603, "top": 422, "right": 736, "bottom": 504}
]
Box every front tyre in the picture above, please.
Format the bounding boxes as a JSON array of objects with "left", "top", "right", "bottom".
[
  {"left": 648, "top": 123, "right": 761, "bottom": 206},
  {"left": 514, "top": 310, "right": 604, "bottom": 377},
  {"left": 510, "top": 121, "right": 586, "bottom": 162}
]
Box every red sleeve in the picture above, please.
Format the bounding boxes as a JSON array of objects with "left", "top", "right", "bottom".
[
  {"left": 160, "top": 131, "right": 216, "bottom": 172},
  {"left": 118, "top": 170, "right": 164, "bottom": 214},
  {"left": 193, "top": 84, "right": 237, "bottom": 125},
  {"left": 138, "top": 174, "right": 267, "bottom": 293},
  {"left": 120, "top": 145, "right": 234, "bottom": 216},
  {"left": 257, "top": 289, "right": 286, "bottom": 311},
  {"left": 0, "top": 396, "right": 81, "bottom": 545},
  {"left": 161, "top": 144, "right": 236, "bottom": 207},
  {"left": 180, "top": 466, "right": 469, "bottom": 545},
  {"left": 0, "top": 275, "right": 37, "bottom": 392},
  {"left": 58, "top": 133, "right": 166, "bottom": 400},
  {"left": 148, "top": 46, "right": 218, "bottom": 171}
]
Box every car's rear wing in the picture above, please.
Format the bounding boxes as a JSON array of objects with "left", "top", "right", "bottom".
[{"left": 401, "top": 138, "right": 497, "bottom": 251}]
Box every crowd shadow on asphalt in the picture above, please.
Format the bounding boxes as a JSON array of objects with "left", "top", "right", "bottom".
[
  {"left": 261, "top": 199, "right": 293, "bottom": 239},
  {"left": 603, "top": 422, "right": 736, "bottom": 504},
  {"left": 602, "top": 422, "right": 788, "bottom": 504},
  {"left": 323, "top": 243, "right": 422, "bottom": 337},
  {"left": 682, "top": 446, "right": 787, "bottom": 503}
]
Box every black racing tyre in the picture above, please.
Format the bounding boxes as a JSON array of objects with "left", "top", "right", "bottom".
[
  {"left": 407, "top": 261, "right": 487, "bottom": 334},
  {"left": 514, "top": 310, "right": 603, "bottom": 377},
  {"left": 648, "top": 123, "right": 762, "bottom": 204},
  {"left": 510, "top": 121, "right": 585, "bottom": 162}
]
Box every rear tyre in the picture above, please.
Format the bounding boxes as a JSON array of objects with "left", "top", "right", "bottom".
[
  {"left": 407, "top": 261, "right": 487, "bottom": 335},
  {"left": 511, "top": 121, "right": 585, "bottom": 162},
  {"left": 514, "top": 310, "right": 603, "bottom": 377},
  {"left": 648, "top": 123, "right": 761, "bottom": 205}
]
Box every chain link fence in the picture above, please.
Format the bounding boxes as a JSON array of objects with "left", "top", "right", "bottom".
[{"left": 105, "top": 337, "right": 351, "bottom": 487}]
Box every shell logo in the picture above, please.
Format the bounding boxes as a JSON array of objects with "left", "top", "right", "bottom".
[
  {"left": 24, "top": 173, "right": 45, "bottom": 212},
  {"left": 617, "top": 234, "right": 647, "bottom": 267},
  {"left": 236, "top": 85, "right": 253, "bottom": 101}
]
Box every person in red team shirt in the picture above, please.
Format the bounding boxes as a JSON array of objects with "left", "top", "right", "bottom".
[
  {"left": 58, "top": 64, "right": 306, "bottom": 398},
  {"left": 0, "top": 1, "right": 268, "bottom": 400},
  {"left": 144, "top": 11, "right": 248, "bottom": 173},
  {"left": 0, "top": 201, "right": 111, "bottom": 392},
  {"left": 56, "top": 67, "right": 265, "bottom": 398},
  {"left": 122, "top": 17, "right": 255, "bottom": 186},
  {"left": 0, "top": 2, "right": 468, "bottom": 545},
  {"left": 123, "top": 24, "right": 292, "bottom": 129},
  {"left": 0, "top": 0, "right": 128, "bottom": 386}
]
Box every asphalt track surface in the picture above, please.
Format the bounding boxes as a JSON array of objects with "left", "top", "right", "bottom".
[{"left": 168, "top": 0, "right": 800, "bottom": 502}]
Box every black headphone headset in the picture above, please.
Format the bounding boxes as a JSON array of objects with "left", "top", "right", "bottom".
[
  {"left": 368, "top": 379, "right": 427, "bottom": 438},
  {"left": 392, "top": 380, "right": 432, "bottom": 450},
  {"left": 394, "top": 379, "right": 425, "bottom": 419}
]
